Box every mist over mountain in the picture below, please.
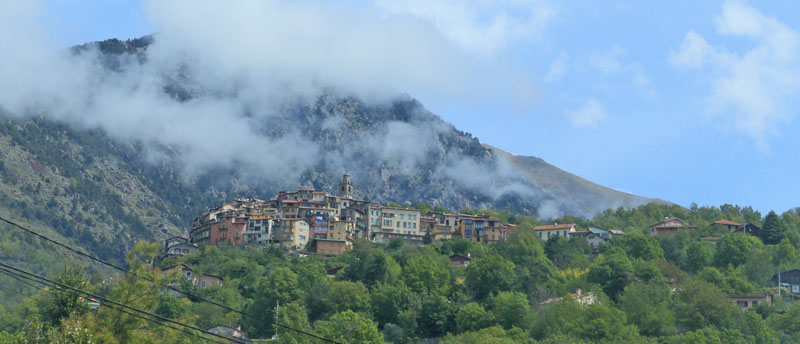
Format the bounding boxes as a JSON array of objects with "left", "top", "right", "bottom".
[{"left": 0, "top": 34, "right": 664, "bottom": 260}]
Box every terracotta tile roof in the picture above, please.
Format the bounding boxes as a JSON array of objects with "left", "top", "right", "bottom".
[
  {"left": 534, "top": 223, "right": 575, "bottom": 231},
  {"left": 714, "top": 219, "right": 742, "bottom": 226}
]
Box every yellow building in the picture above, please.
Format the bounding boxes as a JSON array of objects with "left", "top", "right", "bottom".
[
  {"left": 328, "top": 219, "right": 355, "bottom": 241},
  {"left": 277, "top": 218, "right": 311, "bottom": 250},
  {"left": 533, "top": 223, "right": 576, "bottom": 241},
  {"left": 378, "top": 207, "right": 421, "bottom": 235}
]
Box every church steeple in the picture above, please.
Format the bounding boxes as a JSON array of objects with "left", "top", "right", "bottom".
[{"left": 338, "top": 173, "right": 353, "bottom": 198}]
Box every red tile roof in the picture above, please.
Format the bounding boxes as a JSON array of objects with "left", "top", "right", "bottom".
[
  {"left": 534, "top": 223, "right": 575, "bottom": 231},
  {"left": 714, "top": 219, "right": 742, "bottom": 226}
]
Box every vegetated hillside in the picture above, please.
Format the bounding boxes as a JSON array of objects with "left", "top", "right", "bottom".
[
  {"left": 487, "top": 145, "right": 668, "bottom": 218},
  {"left": 0, "top": 36, "right": 663, "bottom": 262}
]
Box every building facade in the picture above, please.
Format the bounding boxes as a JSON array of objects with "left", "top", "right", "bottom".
[{"left": 534, "top": 223, "right": 577, "bottom": 241}]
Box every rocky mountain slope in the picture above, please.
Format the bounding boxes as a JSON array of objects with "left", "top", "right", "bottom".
[{"left": 0, "top": 36, "right": 666, "bottom": 261}]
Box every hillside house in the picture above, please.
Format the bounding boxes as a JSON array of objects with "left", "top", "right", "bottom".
[
  {"left": 207, "top": 325, "right": 248, "bottom": 343},
  {"left": 772, "top": 268, "right": 800, "bottom": 294},
  {"left": 161, "top": 264, "right": 223, "bottom": 293},
  {"left": 711, "top": 219, "right": 742, "bottom": 232},
  {"left": 732, "top": 222, "right": 761, "bottom": 237},
  {"left": 534, "top": 223, "right": 577, "bottom": 241},
  {"left": 160, "top": 236, "right": 199, "bottom": 260},
  {"left": 727, "top": 294, "right": 772, "bottom": 309},
  {"left": 579, "top": 227, "right": 624, "bottom": 251},
  {"left": 449, "top": 254, "right": 471, "bottom": 267},
  {"left": 648, "top": 217, "right": 696, "bottom": 236},
  {"left": 316, "top": 239, "right": 350, "bottom": 256}
]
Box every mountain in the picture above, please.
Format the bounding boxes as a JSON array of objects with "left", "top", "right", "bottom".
[{"left": 0, "top": 36, "right": 666, "bottom": 261}]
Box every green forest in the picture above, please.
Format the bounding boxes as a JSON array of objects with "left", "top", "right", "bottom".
[{"left": 2, "top": 202, "right": 800, "bottom": 343}]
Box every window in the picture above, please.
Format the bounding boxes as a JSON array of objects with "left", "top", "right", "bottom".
[
  {"left": 235, "top": 232, "right": 239, "bottom": 238},
  {"left": 547, "top": 232, "right": 551, "bottom": 238},
  {"left": 563, "top": 230, "right": 567, "bottom": 237},
  {"left": 201, "top": 281, "right": 206, "bottom": 287},
  {"left": 539, "top": 232, "right": 542, "bottom": 238},
  {"left": 397, "top": 221, "right": 400, "bottom": 227},
  {"left": 413, "top": 223, "right": 417, "bottom": 229},
  {"left": 737, "top": 301, "right": 748, "bottom": 307},
  {"left": 399, "top": 214, "right": 404, "bottom": 219}
]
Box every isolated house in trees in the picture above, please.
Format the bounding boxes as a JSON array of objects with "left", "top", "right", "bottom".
[
  {"left": 732, "top": 222, "right": 761, "bottom": 237},
  {"left": 161, "top": 264, "right": 223, "bottom": 294},
  {"left": 711, "top": 219, "right": 742, "bottom": 232},
  {"left": 772, "top": 268, "right": 800, "bottom": 294},
  {"left": 648, "top": 217, "right": 696, "bottom": 236},
  {"left": 206, "top": 325, "right": 248, "bottom": 342},
  {"left": 579, "top": 227, "right": 624, "bottom": 251},
  {"left": 727, "top": 294, "right": 772, "bottom": 309},
  {"left": 449, "top": 254, "right": 471, "bottom": 267},
  {"left": 160, "top": 236, "right": 199, "bottom": 260},
  {"left": 534, "top": 223, "right": 577, "bottom": 241}
]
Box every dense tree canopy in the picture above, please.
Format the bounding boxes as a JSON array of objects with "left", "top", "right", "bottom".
[{"left": 2, "top": 202, "right": 800, "bottom": 343}]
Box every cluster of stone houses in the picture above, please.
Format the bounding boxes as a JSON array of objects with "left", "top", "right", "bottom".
[
  {"left": 162, "top": 177, "right": 767, "bottom": 260},
  {"left": 166, "top": 174, "right": 517, "bottom": 257}
]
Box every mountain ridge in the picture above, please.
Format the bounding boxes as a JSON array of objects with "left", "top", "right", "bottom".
[{"left": 0, "top": 36, "right": 667, "bottom": 261}]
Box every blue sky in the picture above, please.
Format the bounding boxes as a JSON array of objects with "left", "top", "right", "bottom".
[{"left": 32, "top": 0, "right": 800, "bottom": 214}]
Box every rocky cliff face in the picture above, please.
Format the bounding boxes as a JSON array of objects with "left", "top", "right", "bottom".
[{"left": 0, "top": 36, "right": 665, "bottom": 260}]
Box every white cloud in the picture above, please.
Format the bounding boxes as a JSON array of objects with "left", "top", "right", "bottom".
[
  {"left": 579, "top": 45, "right": 657, "bottom": 97},
  {"left": 375, "top": 0, "right": 555, "bottom": 56},
  {"left": 0, "top": 0, "right": 554, "bottom": 187},
  {"left": 589, "top": 45, "right": 626, "bottom": 75},
  {"left": 670, "top": 0, "right": 800, "bottom": 150},
  {"left": 565, "top": 98, "right": 607, "bottom": 127},
  {"left": 544, "top": 53, "right": 568, "bottom": 82}
]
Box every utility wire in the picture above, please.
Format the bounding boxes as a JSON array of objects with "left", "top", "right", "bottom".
[
  {"left": 0, "top": 217, "right": 127, "bottom": 271},
  {"left": 97, "top": 303, "right": 229, "bottom": 344},
  {"left": 0, "top": 215, "right": 341, "bottom": 344},
  {"left": 0, "top": 267, "right": 227, "bottom": 344},
  {"left": 0, "top": 262, "right": 248, "bottom": 344}
]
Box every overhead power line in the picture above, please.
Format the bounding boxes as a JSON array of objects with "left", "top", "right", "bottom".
[
  {"left": 0, "top": 266, "right": 229, "bottom": 344},
  {"left": 0, "top": 215, "right": 341, "bottom": 344},
  {"left": 0, "top": 262, "right": 248, "bottom": 344}
]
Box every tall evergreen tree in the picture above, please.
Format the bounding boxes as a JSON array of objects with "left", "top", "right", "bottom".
[{"left": 762, "top": 211, "right": 786, "bottom": 244}]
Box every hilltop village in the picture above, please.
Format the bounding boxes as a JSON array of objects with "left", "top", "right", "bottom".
[
  {"left": 162, "top": 174, "right": 763, "bottom": 260},
  {"left": 165, "top": 174, "right": 517, "bottom": 258}
]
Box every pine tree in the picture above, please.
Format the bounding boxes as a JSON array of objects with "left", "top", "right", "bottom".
[{"left": 762, "top": 211, "right": 786, "bottom": 245}]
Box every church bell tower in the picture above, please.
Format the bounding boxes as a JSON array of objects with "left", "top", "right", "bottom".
[{"left": 338, "top": 173, "right": 354, "bottom": 198}]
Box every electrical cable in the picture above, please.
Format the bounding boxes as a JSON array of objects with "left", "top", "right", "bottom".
[
  {"left": 1, "top": 215, "right": 341, "bottom": 344},
  {"left": 0, "top": 262, "right": 248, "bottom": 344},
  {"left": 0, "top": 267, "right": 228, "bottom": 344}
]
